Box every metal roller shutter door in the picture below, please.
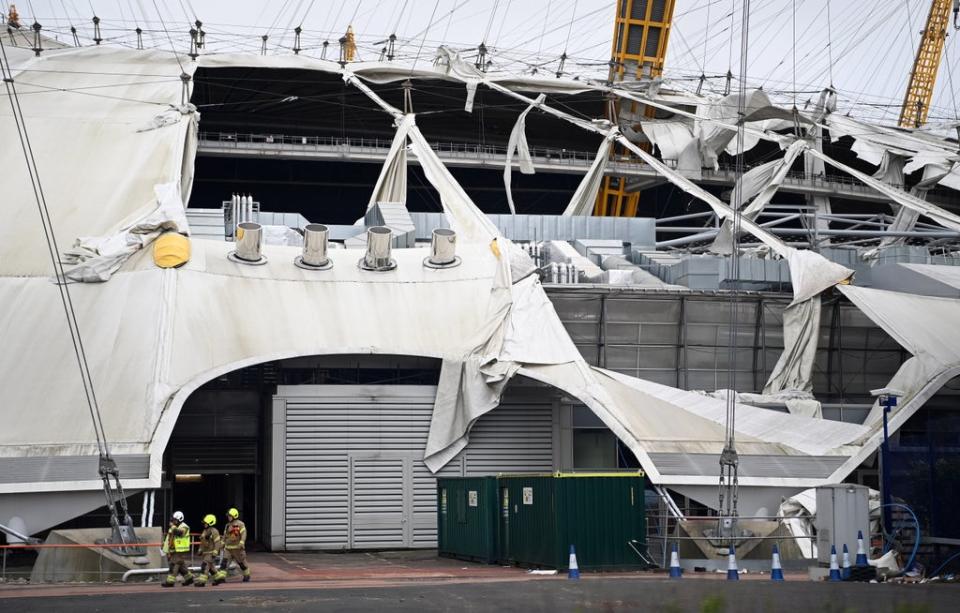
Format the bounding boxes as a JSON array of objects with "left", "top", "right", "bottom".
[{"left": 281, "top": 385, "right": 555, "bottom": 550}]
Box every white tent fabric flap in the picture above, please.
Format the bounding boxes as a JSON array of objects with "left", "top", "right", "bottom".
[
  {"left": 63, "top": 179, "right": 193, "bottom": 283},
  {"left": 423, "top": 357, "right": 520, "bottom": 471},
  {"left": 809, "top": 148, "right": 960, "bottom": 233},
  {"left": 503, "top": 94, "right": 545, "bottom": 213},
  {"left": 367, "top": 114, "right": 412, "bottom": 209},
  {"left": 562, "top": 131, "right": 616, "bottom": 216},
  {"left": 712, "top": 140, "right": 807, "bottom": 254},
  {"left": 763, "top": 297, "right": 821, "bottom": 394},
  {"left": 407, "top": 122, "right": 500, "bottom": 243},
  {"left": 838, "top": 285, "right": 960, "bottom": 426}
]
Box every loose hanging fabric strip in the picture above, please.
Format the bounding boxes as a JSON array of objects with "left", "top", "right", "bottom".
[
  {"left": 562, "top": 130, "right": 618, "bottom": 216},
  {"left": 503, "top": 94, "right": 545, "bottom": 213}
]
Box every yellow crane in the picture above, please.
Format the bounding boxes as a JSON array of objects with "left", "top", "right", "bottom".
[
  {"left": 899, "top": 0, "right": 959, "bottom": 128},
  {"left": 595, "top": 0, "right": 676, "bottom": 217}
]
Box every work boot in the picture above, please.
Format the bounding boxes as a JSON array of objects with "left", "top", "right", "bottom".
[
  {"left": 182, "top": 574, "right": 194, "bottom": 586},
  {"left": 213, "top": 570, "right": 227, "bottom": 585},
  {"left": 242, "top": 569, "right": 251, "bottom": 583},
  {"left": 161, "top": 575, "right": 176, "bottom": 587}
]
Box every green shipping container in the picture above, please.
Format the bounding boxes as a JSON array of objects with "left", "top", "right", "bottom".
[
  {"left": 436, "top": 477, "right": 500, "bottom": 563},
  {"left": 499, "top": 472, "right": 647, "bottom": 571}
]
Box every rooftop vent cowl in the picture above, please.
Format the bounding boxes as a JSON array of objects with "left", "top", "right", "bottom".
[
  {"left": 295, "top": 224, "right": 333, "bottom": 270},
  {"left": 359, "top": 226, "right": 396, "bottom": 271},
  {"left": 424, "top": 229, "right": 460, "bottom": 268},
  {"left": 228, "top": 222, "right": 267, "bottom": 265}
]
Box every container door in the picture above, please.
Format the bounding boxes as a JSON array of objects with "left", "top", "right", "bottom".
[{"left": 349, "top": 454, "right": 411, "bottom": 548}]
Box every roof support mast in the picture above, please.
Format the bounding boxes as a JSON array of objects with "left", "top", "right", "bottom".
[
  {"left": 899, "top": 0, "right": 960, "bottom": 128},
  {"left": 595, "top": 0, "right": 676, "bottom": 217}
]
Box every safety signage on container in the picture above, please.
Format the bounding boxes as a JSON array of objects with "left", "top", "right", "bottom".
[
  {"left": 522, "top": 487, "right": 533, "bottom": 505},
  {"left": 468, "top": 490, "right": 478, "bottom": 507}
]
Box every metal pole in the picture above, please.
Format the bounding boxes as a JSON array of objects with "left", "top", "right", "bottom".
[{"left": 880, "top": 396, "right": 896, "bottom": 550}]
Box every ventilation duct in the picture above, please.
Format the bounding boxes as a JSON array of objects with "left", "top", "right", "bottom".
[
  {"left": 295, "top": 224, "right": 332, "bottom": 270},
  {"left": 359, "top": 226, "right": 396, "bottom": 271},
  {"left": 228, "top": 222, "right": 266, "bottom": 265},
  {"left": 424, "top": 229, "right": 460, "bottom": 268}
]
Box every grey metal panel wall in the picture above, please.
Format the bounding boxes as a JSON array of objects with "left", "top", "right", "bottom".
[
  {"left": 464, "top": 401, "right": 555, "bottom": 475},
  {"left": 409, "top": 212, "right": 655, "bottom": 246},
  {"left": 0, "top": 455, "right": 149, "bottom": 484},
  {"left": 648, "top": 453, "right": 848, "bottom": 479},
  {"left": 546, "top": 287, "right": 904, "bottom": 402},
  {"left": 278, "top": 385, "right": 555, "bottom": 550}
]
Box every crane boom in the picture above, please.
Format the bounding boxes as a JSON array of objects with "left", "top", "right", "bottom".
[{"left": 899, "top": 0, "right": 959, "bottom": 128}]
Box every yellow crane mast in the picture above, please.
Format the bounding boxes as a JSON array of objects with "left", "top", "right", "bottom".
[
  {"left": 899, "top": 0, "right": 959, "bottom": 128},
  {"left": 595, "top": 0, "right": 676, "bottom": 217}
]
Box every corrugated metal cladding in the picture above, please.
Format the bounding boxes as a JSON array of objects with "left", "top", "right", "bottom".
[{"left": 277, "top": 385, "right": 555, "bottom": 551}]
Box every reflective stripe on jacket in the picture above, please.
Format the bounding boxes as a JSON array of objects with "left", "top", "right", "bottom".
[{"left": 166, "top": 523, "right": 191, "bottom": 553}]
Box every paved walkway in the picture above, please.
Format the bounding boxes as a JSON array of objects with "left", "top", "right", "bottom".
[{"left": 0, "top": 549, "right": 824, "bottom": 600}]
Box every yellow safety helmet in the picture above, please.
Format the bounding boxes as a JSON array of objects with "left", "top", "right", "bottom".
[
  {"left": 203, "top": 514, "right": 217, "bottom": 527},
  {"left": 227, "top": 507, "right": 239, "bottom": 520}
]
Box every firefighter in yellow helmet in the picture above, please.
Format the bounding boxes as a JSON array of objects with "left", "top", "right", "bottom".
[
  {"left": 161, "top": 511, "right": 194, "bottom": 587},
  {"left": 194, "top": 514, "right": 223, "bottom": 587},
  {"left": 218, "top": 507, "right": 251, "bottom": 582}
]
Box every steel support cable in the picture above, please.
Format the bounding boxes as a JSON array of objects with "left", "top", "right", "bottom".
[
  {"left": 0, "top": 38, "right": 110, "bottom": 458},
  {"left": 483, "top": 0, "right": 501, "bottom": 44},
  {"left": 719, "top": 0, "right": 751, "bottom": 527},
  {"left": 409, "top": 0, "right": 441, "bottom": 74}
]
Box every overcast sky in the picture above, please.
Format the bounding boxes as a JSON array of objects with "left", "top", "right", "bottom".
[{"left": 9, "top": 1, "right": 960, "bottom": 125}]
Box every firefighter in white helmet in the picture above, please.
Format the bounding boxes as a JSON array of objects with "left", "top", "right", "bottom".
[{"left": 161, "top": 510, "right": 194, "bottom": 587}]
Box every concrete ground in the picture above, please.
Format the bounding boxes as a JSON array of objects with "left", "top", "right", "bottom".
[
  {"left": 1, "top": 550, "right": 957, "bottom": 611},
  {"left": 1, "top": 577, "right": 958, "bottom": 612}
]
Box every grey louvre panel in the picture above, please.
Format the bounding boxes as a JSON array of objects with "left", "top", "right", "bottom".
[
  {"left": 644, "top": 27, "right": 662, "bottom": 57},
  {"left": 626, "top": 27, "right": 644, "bottom": 56},
  {"left": 465, "top": 402, "right": 554, "bottom": 475},
  {"left": 280, "top": 385, "right": 554, "bottom": 550},
  {"left": 0, "top": 454, "right": 149, "bottom": 484},
  {"left": 648, "top": 453, "right": 848, "bottom": 479},
  {"left": 170, "top": 439, "right": 258, "bottom": 474},
  {"left": 650, "top": 0, "right": 667, "bottom": 21},
  {"left": 631, "top": 0, "right": 649, "bottom": 20}
]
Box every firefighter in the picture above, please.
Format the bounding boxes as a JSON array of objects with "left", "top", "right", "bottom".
[
  {"left": 218, "top": 507, "right": 251, "bottom": 582},
  {"left": 161, "top": 510, "right": 194, "bottom": 587},
  {"left": 194, "top": 514, "right": 223, "bottom": 587}
]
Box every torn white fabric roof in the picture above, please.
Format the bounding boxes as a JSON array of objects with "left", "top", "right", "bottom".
[
  {"left": 367, "top": 115, "right": 412, "bottom": 209},
  {"left": 562, "top": 130, "right": 617, "bottom": 216},
  {"left": 762, "top": 297, "right": 821, "bottom": 395},
  {"left": 808, "top": 148, "right": 960, "bottom": 233},
  {"left": 827, "top": 285, "right": 960, "bottom": 482},
  {"left": 407, "top": 122, "right": 500, "bottom": 243},
  {"left": 503, "top": 94, "right": 545, "bottom": 214},
  {"left": 1, "top": 47, "right": 198, "bottom": 277},
  {"left": 712, "top": 139, "right": 807, "bottom": 254}
]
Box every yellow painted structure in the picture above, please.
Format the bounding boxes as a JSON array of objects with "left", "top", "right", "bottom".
[
  {"left": 595, "top": 0, "right": 676, "bottom": 216},
  {"left": 899, "top": 0, "right": 955, "bottom": 128}
]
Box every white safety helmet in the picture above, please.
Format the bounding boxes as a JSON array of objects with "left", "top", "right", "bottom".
[{"left": 172, "top": 510, "right": 184, "bottom": 522}]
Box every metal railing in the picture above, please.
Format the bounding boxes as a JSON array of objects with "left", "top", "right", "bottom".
[
  {"left": 194, "top": 131, "right": 883, "bottom": 192},
  {"left": 0, "top": 537, "right": 206, "bottom": 583}
]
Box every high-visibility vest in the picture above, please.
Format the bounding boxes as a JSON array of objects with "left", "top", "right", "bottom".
[{"left": 168, "top": 523, "right": 191, "bottom": 553}]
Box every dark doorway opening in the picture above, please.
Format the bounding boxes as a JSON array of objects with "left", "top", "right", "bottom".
[{"left": 170, "top": 473, "right": 257, "bottom": 541}]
